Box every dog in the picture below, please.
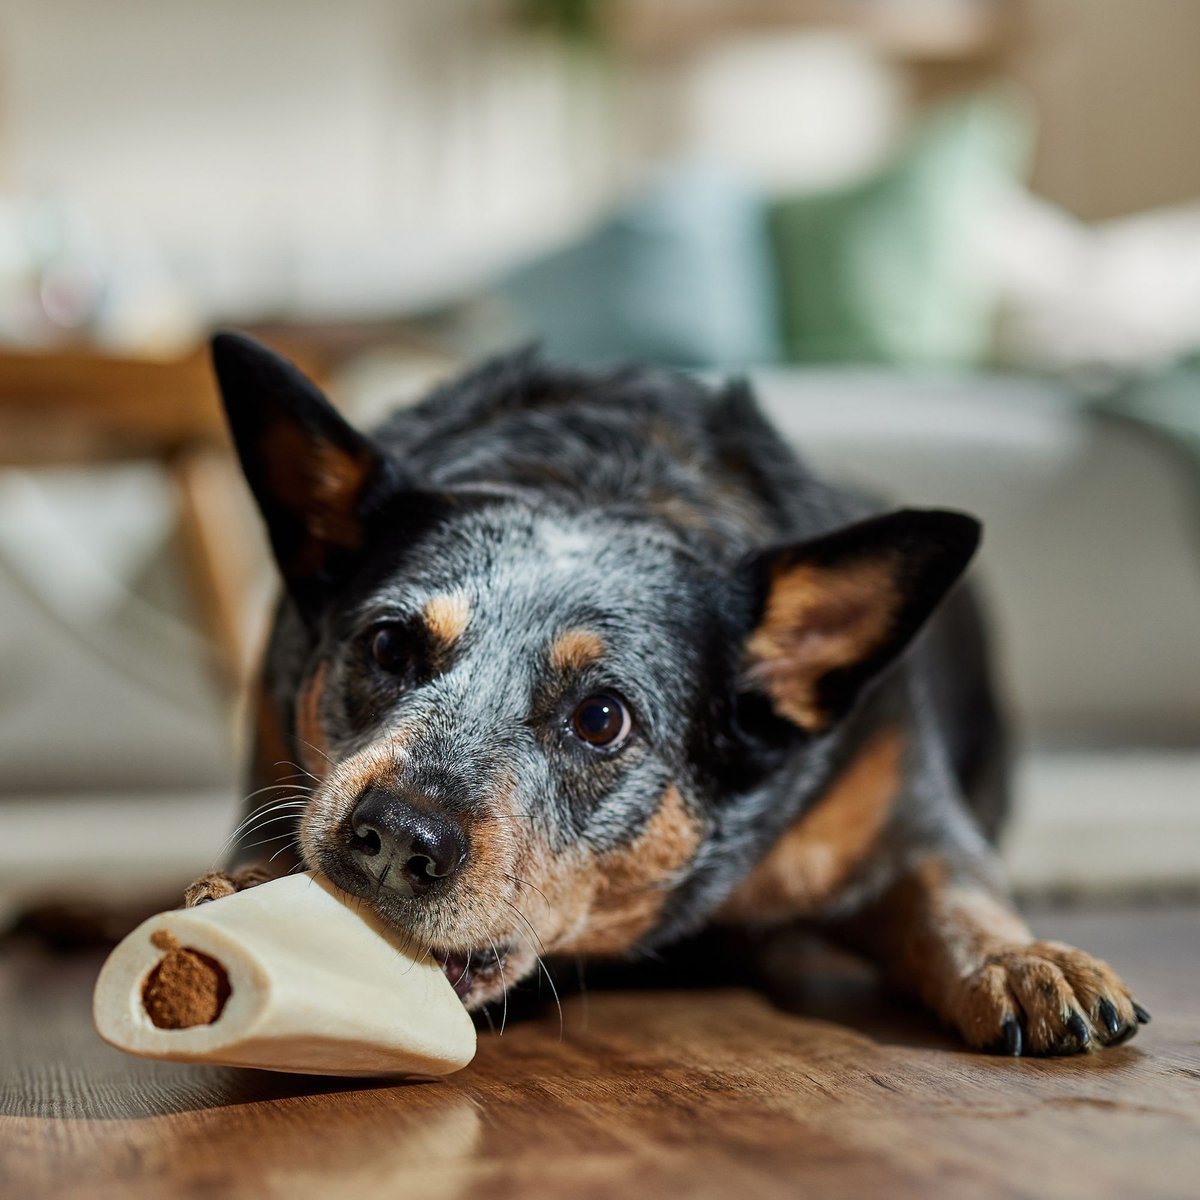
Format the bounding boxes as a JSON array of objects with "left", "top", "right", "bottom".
[{"left": 187, "top": 332, "right": 1148, "bottom": 1056}]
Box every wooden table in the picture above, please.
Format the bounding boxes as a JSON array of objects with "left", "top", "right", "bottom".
[
  {"left": 0, "top": 338, "right": 321, "bottom": 688},
  {"left": 2, "top": 902, "right": 1198, "bottom": 1199},
  {"left": 0, "top": 324, "right": 441, "bottom": 687}
]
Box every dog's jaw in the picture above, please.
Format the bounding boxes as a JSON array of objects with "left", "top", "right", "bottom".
[{"left": 435, "top": 942, "right": 539, "bottom": 1010}]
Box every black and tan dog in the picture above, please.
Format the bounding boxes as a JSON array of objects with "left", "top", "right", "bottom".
[{"left": 189, "top": 332, "right": 1148, "bottom": 1056}]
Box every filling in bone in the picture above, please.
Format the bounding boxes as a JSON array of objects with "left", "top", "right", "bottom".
[{"left": 141, "top": 930, "right": 232, "bottom": 1029}]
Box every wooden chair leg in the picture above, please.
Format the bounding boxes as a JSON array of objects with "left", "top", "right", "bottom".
[{"left": 170, "top": 445, "right": 264, "bottom": 694}]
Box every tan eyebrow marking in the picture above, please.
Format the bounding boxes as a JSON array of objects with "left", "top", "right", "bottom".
[
  {"left": 422, "top": 591, "right": 471, "bottom": 647},
  {"left": 548, "top": 627, "right": 606, "bottom": 673}
]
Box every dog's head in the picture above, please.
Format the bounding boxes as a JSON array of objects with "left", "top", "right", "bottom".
[{"left": 213, "top": 334, "right": 979, "bottom": 1007}]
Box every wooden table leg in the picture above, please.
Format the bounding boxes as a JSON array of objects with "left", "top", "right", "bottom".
[{"left": 170, "top": 444, "right": 265, "bottom": 693}]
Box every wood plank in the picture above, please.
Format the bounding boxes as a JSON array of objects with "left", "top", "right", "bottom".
[
  {"left": 0, "top": 345, "right": 222, "bottom": 461},
  {"left": 0, "top": 333, "right": 336, "bottom": 465},
  {"left": 2, "top": 904, "right": 1198, "bottom": 1199}
]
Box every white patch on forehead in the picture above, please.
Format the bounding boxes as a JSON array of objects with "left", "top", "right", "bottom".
[{"left": 536, "top": 521, "right": 595, "bottom": 568}]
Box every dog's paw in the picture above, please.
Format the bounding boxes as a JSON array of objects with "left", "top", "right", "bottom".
[
  {"left": 948, "top": 941, "right": 1149, "bottom": 1056},
  {"left": 183, "top": 866, "right": 275, "bottom": 908},
  {"left": 183, "top": 871, "right": 238, "bottom": 907}
]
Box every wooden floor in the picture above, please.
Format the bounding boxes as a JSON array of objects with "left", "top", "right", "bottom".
[{"left": 2, "top": 903, "right": 1198, "bottom": 1200}]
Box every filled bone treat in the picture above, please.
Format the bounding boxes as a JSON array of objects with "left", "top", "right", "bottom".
[{"left": 92, "top": 872, "right": 476, "bottom": 1077}]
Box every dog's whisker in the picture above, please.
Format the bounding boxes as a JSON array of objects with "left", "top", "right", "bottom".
[
  {"left": 234, "top": 831, "right": 310, "bottom": 856},
  {"left": 213, "top": 819, "right": 303, "bottom": 867},
  {"left": 500, "top": 896, "right": 551, "bottom": 960},
  {"left": 223, "top": 795, "right": 311, "bottom": 840},
  {"left": 231, "top": 797, "right": 310, "bottom": 826},
  {"left": 233, "top": 810, "right": 308, "bottom": 841},
  {"left": 374, "top": 858, "right": 392, "bottom": 900},
  {"left": 238, "top": 779, "right": 313, "bottom": 806},
  {"left": 218, "top": 800, "right": 311, "bottom": 859},
  {"left": 292, "top": 738, "right": 335, "bottom": 769},
  {"left": 500, "top": 897, "right": 563, "bottom": 1039},
  {"left": 513, "top": 912, "right": 564, "bottom": 1036},
  {"left": 267, "top": 835, "right": 301, "bottom": 866},
  {"left": 501, "top": 872, "right": 552, "bottom": 912},
  {"left": 272, "top": 758, "right": 323, "bottom": 785},
  {"left": 537, "top": 952, "right": 564, "bottom": 1042},
  {"left": 487, "top": 934, "right": 508, "bottom": 1036}
]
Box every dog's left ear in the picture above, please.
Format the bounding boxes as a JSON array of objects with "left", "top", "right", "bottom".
[
  {"left": 740, "top": 508, "right": 981, "bottom": 732},
  {"left": 211, "top": 332, "right": 390, "bottom": 612}
]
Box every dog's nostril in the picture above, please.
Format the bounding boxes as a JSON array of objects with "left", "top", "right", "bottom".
[
  {"left": 350, "top": 827, "right": 382, "bottom": 857},
  {"left": 407, "top": 854, "right": 438, "bottom": 880}
]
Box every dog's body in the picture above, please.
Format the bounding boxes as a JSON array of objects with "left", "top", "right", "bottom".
[{"left": 193, "top": 335, "right": 1146, "bottom": 1056}]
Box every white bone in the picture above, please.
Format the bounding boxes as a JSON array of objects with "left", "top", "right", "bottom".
[{"left": 93, "top": 872, "right": 476, "bottom": 1077}]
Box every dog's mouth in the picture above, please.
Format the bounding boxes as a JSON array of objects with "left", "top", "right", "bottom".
[{"left": 436, "top": 943, "right": 512, "bottom": 1004}]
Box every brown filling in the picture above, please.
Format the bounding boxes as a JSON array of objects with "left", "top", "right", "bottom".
[{"left": 142, "top": 930, "right": 232, "bottom": 1029}]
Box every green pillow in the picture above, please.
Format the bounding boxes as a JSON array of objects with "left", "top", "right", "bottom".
[{"left": 770, "top": 91, "right": 1032, "bottom": 367}]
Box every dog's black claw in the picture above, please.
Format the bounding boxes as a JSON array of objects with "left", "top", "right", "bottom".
[
  {"left": 1108, "top": 1022, "right": 1138, "bottom": 1047},
  {"left": 1066, "top": 1012, "right": 1091, "bottom": 1049},
  {"left": 1097, "top": 998, "right": 1122, "bottom": 1038},
  {"left": 1001, "top": 1016, "right": 1024, "bottom": 1057},
  {"left": 1133, "top": 1002, "right": 1152, "bottom": 1025}
]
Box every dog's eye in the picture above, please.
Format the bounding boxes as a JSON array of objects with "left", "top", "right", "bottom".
[
  {"left": 571, "top": 693, "right": 632, "bottom": 750},
  {"left": 370, "top": 624, "right": 412, "bottom": 676}
]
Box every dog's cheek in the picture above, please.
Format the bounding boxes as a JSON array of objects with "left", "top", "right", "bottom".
[
  {"left": 436, "top": 783, "right": 529, "bottom": 945},
  {"left": 525, "top": 784, "right": 705, "bottom": 957}
]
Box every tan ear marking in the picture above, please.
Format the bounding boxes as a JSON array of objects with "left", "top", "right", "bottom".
[
  {"left": 744, "top": 558, "right": 898, "bottom": 731},
  {"left": 262, "top": 423, "right": 373, "bottom": 573}
]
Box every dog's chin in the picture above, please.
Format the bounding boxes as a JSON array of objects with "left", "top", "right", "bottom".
[{"left": 434, "top": 942, "right": 537, "bottom": 1010}]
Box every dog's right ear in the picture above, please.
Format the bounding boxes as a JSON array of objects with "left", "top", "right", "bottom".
[
  {"left": 211, "top": 332, "right": 391, "bottom": 613},
  {"left": 738, "top": 508, "right": 981, "bottom": 733}
]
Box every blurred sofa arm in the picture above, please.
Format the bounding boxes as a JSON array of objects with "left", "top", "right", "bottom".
[{"left": 750, "top": 367, "right": 1200, "bottom": 747}]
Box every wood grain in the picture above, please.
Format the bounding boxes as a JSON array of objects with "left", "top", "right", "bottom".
[
  {"left": 2, "top": 905, "right": 1198, "bottom": 1200},
  {"left": 0, "top": 336, "right": 336, "bottom": 466}
]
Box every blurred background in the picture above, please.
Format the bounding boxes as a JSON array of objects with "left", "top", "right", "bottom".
[{"left": 1, "top": 0, "right": 1197, "bottom": 923}]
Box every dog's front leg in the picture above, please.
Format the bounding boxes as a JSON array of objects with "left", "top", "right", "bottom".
[{"left": 832, "top": 847, "right": 1148, "bottom": 1055}]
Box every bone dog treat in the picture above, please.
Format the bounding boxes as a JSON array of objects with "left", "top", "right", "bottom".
[{"left": 93, "top": 872, "right": 476, "bottom": 1077}]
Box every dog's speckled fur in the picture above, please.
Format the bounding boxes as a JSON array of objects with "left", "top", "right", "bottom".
[{"left": 190, "top": 334, "right": 1148, "bottom": 1056}]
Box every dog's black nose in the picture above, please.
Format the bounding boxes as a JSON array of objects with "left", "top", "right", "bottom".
[{"left": 348, "top": 786, "right": 468, "bottom": 897}]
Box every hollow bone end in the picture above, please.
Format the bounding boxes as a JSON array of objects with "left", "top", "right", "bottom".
[{"left": 142, "top": 929, "right": 232, "bottom": 1029}]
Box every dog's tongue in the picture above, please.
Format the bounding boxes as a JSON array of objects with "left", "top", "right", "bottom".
[{"left": 441, "top": 954, "right": 473, "bottom": 1000}]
